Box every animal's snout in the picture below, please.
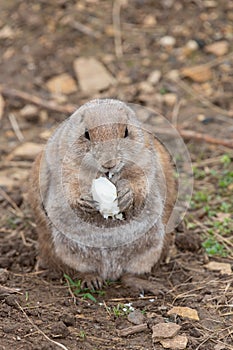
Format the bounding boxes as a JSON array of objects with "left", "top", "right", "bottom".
[{"left": 102, "top": 159, "right": 117, "bottom": 170}]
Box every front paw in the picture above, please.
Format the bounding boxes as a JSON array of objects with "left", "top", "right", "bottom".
[
  {"left": 80, "top": 273, "right": 104, "bottom": 290},
  {"left": 76, "top": 195, "right": 98, "bottom": 213},
  {"left": 116, "top": 179, "right": 133, "bottom": 213}
]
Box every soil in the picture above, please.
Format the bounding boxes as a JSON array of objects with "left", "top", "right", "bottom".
[{"left": 0, "top": 1, "right": 233, "bottom": 349}]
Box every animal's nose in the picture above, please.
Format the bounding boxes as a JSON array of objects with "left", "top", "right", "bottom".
[{"left": 102, "top": 159, "right": 117, "bottom": 170}]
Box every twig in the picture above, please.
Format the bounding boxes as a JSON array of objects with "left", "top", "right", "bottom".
[
  {"left": 19, "top": 231, "right": 33, "bottom": 247},
  {"left": 174, "top": 78, "right": 233, "bottom": 117},
  {"left": 108, "top": 295, "right": 157, "bottom": 302},
  {"left": 171, "top": 99, "right": 183, "bottom": 127},
  {"left": 0, "top": 160, "right": 32, "bottom": 169},
  {"left": 198, "top": 51, "right": 233, "bottom": 69},
  {"left": 1, "top": 84, "right": 232, "bottom": 148},
  {"left": 64, "top": 276, "right": 77, "bottom": 304},
  {"left": 8, "top": 113, "right": 24, "bottom": 142},
  {"left": 70, "top": 20, "right": 101, "bottom": 39},
  {"left": 112, "top": 0, "right": 124, "bottom": 58},
  {"left": 155, "top": 127, "right": 233, "bottom": 149},
  {"left": 0, "top": 93, "right": 5, "bottom": 121},
  {"left": 118, "top": 323, "right": 148, "bottom": 337},
  {"left": 0, "top": 85, "right": 76, "bottom": 115},
  {"left": 178, "top": 129, "right": 233, "bottom": 148},
  {"left": 191, "top": 156, "right": 223, "bottom": 167},
  {"left": 0, "top": 187, "right": 23, "bottom": 215},
  {"left": 0, "top": 285, "right": 21, "bottom": 296},
  {"left": 195, "top": 336, "right": 212, "bottom": 350},
  {"left": 16, "top": 301, "right": 69, "bottom": 350}
]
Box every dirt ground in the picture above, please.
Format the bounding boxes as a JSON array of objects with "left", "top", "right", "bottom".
[{"left": 0, "top": 1, "right": 233, "bottom": 349}]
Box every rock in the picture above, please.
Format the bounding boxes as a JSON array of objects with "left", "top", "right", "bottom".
[
  {"left": 0, "top": 25, "right": 14, "bottom": 39},
  {"left": 181, "top": 65, "right": 212, "bottom": 82},
  {"left": 20, "top": 104, "right": 39, "bottom": 121},
  {"left": 166, "top": 70, "right": 179, "bottom": 81},
  {"left": 147, "top": 70, "right": 162, "bottom": 85},
  {"left": 204, "top": 262, "right": 232, "bottom": 275},
  {"left": 160, "top": 36, "right": 176, "bottom": 47},
  {"left": 0, "top": 268, "right": 9, "bottom": 284},
  {"left": 39, "top": 129, "right": 53, "bottom": 140},
  {"left": 214, "top": 343, "right": 227, "bottom": 350},
  {"left": 183, "top": 40, "right": 199, "bottom": 56},
  {"left": 167, "top": 307, "right": 199, "bottom": 321},
  {"left": 39, "top": 110, "right": 48, "bottom": 123},
  {"left": 139, "top": 81, "right": 154, "bottom": 94},
  {"left": 46, "top": 73, "right": 77, "bottom": 95},
  {"left": 204, "top": 0, "right": 217, "bottom": 8},
  {"left": 205, "top": 41, "right": 229, "bottom": 56},
  {"left": 163, "top": 93, "right": 177, "bottom": 107},
  {"left": 143, "top": 15, "right": 157, "bottom": 27},
  {"left": 127, "top": 310, "right": 146, "bottom": 325},
  {"left": 73, "top": 57, "right": 115, "bottom": 94},
  {"left": 60, "top": 313, "right": 75, "bottom": 327},
  {"left": 9, "top": 142, "right": 43, "bottom": 160},
  {"left": 160, "top": 334, "right": 188, "bottom": 349},
  {"left": 186, "top": 40, "right": 199, "bottom": 52},
  {"left": 152, "top": 323, "right": 181, "bottom": 342},
  {"left": 50, "top": 321, "right": 69, "bottom": 338}
]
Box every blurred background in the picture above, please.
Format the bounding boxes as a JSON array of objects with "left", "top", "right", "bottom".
[{"left": 0, "top": 1, "right": 233, "bottom": 349}]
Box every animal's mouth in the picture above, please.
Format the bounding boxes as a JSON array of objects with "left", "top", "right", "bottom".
[{"left": 105, "top": 171, "right": 114, "bottom": 179}]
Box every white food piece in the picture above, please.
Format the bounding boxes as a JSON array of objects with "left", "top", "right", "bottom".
[{"left": 91, "top": 177, "right": 123, "bottom": 220}]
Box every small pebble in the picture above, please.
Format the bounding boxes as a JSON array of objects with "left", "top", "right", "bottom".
[
  {"left": 147, "top": 70, "right": 161, "bottom": 86},
  {"left": 128, "top": 310, "right": 145, "bottom": 325},
  {"left": 186, "top": 40, "right": 199, "bottom": 52},
  {"left": 160, "top": 36, "right": 176, "bottom": 47}
]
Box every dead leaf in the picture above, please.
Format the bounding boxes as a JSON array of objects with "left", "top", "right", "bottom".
[
  {"left": 167, "top": 307, "right": 199, "bottom": 321},
  {"left": 46, "top": 73, "right": 77, "bottom": 95},
  {"left": 160, "top": 334, "right": 188, "bottom": 349},
  {"left": 205, "top": 41, "right": 229, "bottom": 56},
  {"left": 205, "top": 261, "right": 232, "bottom": 275},
  {"left": 181, "top": 65, "right": 212, "bottom": 82},
  {"left": 152, "top": 323, "right": 181, "bottom": 342},
  {"left": 73, "top": 57, "right": 115, "bottom": 94},
  {"left": 0, "top": 94, "right": 5, "bottom": 120}
]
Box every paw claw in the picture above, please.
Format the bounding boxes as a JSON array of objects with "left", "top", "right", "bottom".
[{"left": 81, "top": 274, "right": 104, "bottom": 290}]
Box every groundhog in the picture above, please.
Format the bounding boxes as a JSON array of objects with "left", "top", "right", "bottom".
[{"left": 29, "top": 99, "right": 177, "bottom": 292}]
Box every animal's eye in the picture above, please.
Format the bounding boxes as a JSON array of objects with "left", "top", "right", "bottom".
[
  {"left": 84, "top": 129, "right": 90, "bottom": 140},
  {"left": 124, "top": 127, "right": 129, "bottom": 138}
]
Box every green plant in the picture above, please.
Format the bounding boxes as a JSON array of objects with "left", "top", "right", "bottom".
[
  {"left": 112, "top": 303, "right": 134, "bottom": 317},
  {"left": 25, "top": 291, "right": 29, "bottom": 302},
  {"left": 159, "top": 87, "right": 168, "bottom": 95},
  {"left": 202, "top": 237, "right": 227, "bottom": 257},
  {"left": 78, "top": 330, "right": 86, "bottom": 339},
  {"left": 64, "top": 274, "right": 105, "bottom": 302},
  {"left": 220, "top": 154, "right": 231, "bottom": 166},
  {"left": 192, "top": 166, "right": 206, "bottom": 180},
  {"left": 218, "top": 170, "right": 233, "bottom": 188},
  {"left": 219, "top": 202, "right": 231, "bottom": 213}
]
